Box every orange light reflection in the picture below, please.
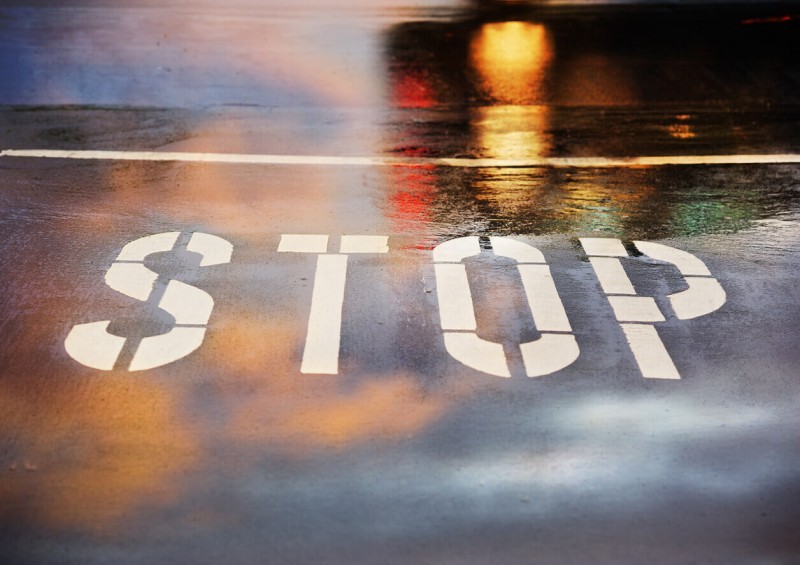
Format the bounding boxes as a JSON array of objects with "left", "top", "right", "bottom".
[
  {"left": 0, "top": 377, "right": 197, "bottom": 533},
  {"left": 470, "top": 22, "right": 553, "bottom": 105}
]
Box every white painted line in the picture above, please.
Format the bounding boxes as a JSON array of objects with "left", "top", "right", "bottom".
[
  {"left": 3, "top": 149, "right": 800, "bottom": 168},
  {"left": 518, "top": 264, "right": 573, "bottom": 332},
  {"left": 490, "top": 236, "right": 546, "bottom": 263},
  {"left": 620, "top": 324, "right": 681, "bottom": 380},
  {"left": 443, "top": 332, "right": 510, "bottom": 378},
  {"left": 434, "top": 263, "right": 478, "bottom": 331},
  {"left": 520, "top": 334, "right": 580, "bottom": 378},
  {"left": 669, "top": 277, "right": 727, "bottom": 320},
  {"left": 159, "top": 280, "right": 214, "bottom": 326},
  {"left": 278, "top": 234, "right": 329, "bottom": 254},
  {"left": 64, "top": 321, "right": 126, "bottom": 371},
  {"left": 633, "top": 241, "right": 712, "bottom": 276},
  {"left": 588, "top": 257, "right": 636, "bottom": 295},
  {"left": 104, "top": 263, "right": 158, "bottom": 302},
  {"left": 130, "top": 327, "right": 207, "bottom": 372},
  {"left": 0, "top": 149, "right": 387, "bottom": 167},
  {"left": 432, "top": 237, "right": 482, "bottom": 263},
  {"left": 300, "top": 254, "right": 348, "bottom": 375},
  {"left": 579, "top": 237, "right": 628, "bottom": 257},
  {"left": 117, "top": 231, "right": 179, "bottom": 261},
  {"left": 608, "top": 295, "right": 666, "bottom": 323},
  {"left": 187, "top": 232, "right": 234, "bottom": 267}
]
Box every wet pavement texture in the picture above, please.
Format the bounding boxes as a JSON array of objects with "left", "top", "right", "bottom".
[{"left": 1, "top": 1, "right": 800, "bottom": 563}]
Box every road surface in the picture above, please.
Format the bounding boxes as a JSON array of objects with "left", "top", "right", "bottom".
[{"left": 1, "top": 1, "right": 799, "bottom": 563}]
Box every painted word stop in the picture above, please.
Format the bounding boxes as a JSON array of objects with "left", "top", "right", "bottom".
[{"left": 65, "top": 232, "right": 725, "bottom": 380}]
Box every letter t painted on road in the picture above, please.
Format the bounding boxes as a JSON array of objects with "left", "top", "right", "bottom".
[{"left": 278, "top": 235, "right": 389, "bottom": 374}]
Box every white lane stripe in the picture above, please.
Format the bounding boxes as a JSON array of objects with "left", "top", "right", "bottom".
[{"left": 3, "top": 149, "right": 800, "bottom": 168}]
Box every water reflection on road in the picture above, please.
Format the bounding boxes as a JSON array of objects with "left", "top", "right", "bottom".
[
  {"left": 383, "top": 6, "right": 800, "bottom": 242},
  {"left": 0, "top": 2, "right": 799, "bottom": 561}
]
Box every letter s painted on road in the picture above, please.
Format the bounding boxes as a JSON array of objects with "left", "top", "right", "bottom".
[{"left": 64, "top": 232, "right": 233, "bottom": 371}]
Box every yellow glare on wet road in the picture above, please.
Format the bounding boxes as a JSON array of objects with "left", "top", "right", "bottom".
[
  {"left": 469, "top": 22, "right": 553, "bottom": 162},
  {"left": 472, "top": 105, "right": 550, "bottom": 160},
  {"left": 668, "top": 124, "right": 697, "bottom": 139},
  {"left": 470, "top": 21, "right": 553, "bottom": 105}
]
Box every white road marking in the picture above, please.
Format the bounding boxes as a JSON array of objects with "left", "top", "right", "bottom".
[
  {"left": 4, "top": 148, "right": 800, "bottom": 168},
  {"left": 280, "top": 235, "right": 391, "bottom": 375},
  {"left": 117, "top": 231, "right": 180, "bottom": 261},
  {"left": 620, "top": 324, "right": 681, "bottom": 380},
  {"left": 518, "top": 264, "right": 573, "bottom": 332},
  {"left": 129, "top": 327, "right": 208, "bottom": 372},
  {"left": 105, "top": 263, "right": 158, "bottom": 302},
  {"left": 433, "top": 236, "right": 579, "bottom": 378},
  {"left": 159, "top": 280, "right": 214, "bottom": 326},
  {"left": 300, "top": 254, "right": 348, "bottom": 375},
  {"left": 633, "top": 241, "right": 712, "bottom": 276},
  {"left": 432, "top": 237, "right": 482, "bottom": 263},
  {"left": 64, "top": 321, "right": 126, "bottom": 371},
  {"left": 277, "top": 234, "right": 329, "bottom": 254},
  {"left": 65, "top": 231, "right": 232, "bottom": 372},
  {"left": 63, "top": 230, "right": 725, "bottom": 379},
  {"left": 608, "top": 296, "right": 666, "bottom": 323},
  {"left": 582, "top": 238, "right": 677, "bottom": 379},
  {"left": 581, "top": 238, "right": 727, "bottom": 380},
  {"left": 633, "top": 240, "right": 726, "bottom": 320},
  {"left": 588, "top": 257, "right": 636, "bottom": 295},
  {"left": 434, "top": 263, "right": 478, "bottom": 331},
  {"left": 669, "top": 277, "right": 727, "bottom": 320},
  {"left": 187, "top": 232, "right": 234, "bottom": 267},
  {"left": 520, "top": 334, "right": 580, "bottom": 379},
  {"left": 443, "top": 333, "right": 510, "bottom": 378},
  {"left": 490, "top": 237, "right": 546, "bottom": 263},
  {"left": 579, "top": 238, "right": 628, "bottom": 257}
]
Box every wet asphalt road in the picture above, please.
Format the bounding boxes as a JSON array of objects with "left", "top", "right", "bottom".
[{"left": 1, "top": 1, "right": 800, "bottom": 563}]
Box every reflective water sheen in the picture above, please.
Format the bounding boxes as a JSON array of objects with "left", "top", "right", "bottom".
[{"left": 1, "top": 1, "right": 799, "bottom": 563}]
